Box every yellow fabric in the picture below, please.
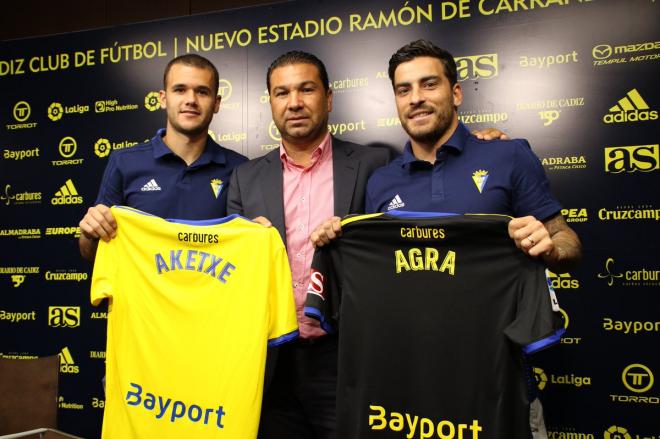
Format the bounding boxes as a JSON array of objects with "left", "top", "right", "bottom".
[{"left": 92, "top": 206, "right": 298, "bottom": 439}]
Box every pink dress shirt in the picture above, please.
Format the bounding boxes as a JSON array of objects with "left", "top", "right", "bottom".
[{"left": 280, "top": 132, "right": 334, "bottom": 339}]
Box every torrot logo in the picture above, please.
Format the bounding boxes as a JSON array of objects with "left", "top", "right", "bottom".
[
  {"left": 13, "top": 101, "right": 30, "bottom": 122},
  {"left": 603, "top": 89, "right": 658, "bottom": 123},
  {"left": 58, "top": 136, "right": 77, "bottom": 158},
  {"left": 268, "top": 120, "right": 282, "bottom": 142},
  {"left": 144, "top": 91, "right": 160, "bottom": 111},
  {"left": 51, "top": 179, "right": 83, "bottom": 205},
  {"left": 604, "top": 425, "right": 631, "bottom": 439},
  {"left": 604, "top": 144, "right": 659, "bottom": 173},
  {"left": 622, "top": 364, "right": 654, "bottom": 393},
  {"left": 48, "top": 306, "right": 80, "bottom": 328},
  {"left": 59, "top": 347, "right": 80, "bottom": 374},
  {"left": 218, "top": 79, "right": 232, "bottom": 101},
  {"left": 455, "top": 53, "right": 498, "bottom": 81},
  {"left": 48, "top": 102, "right": 63, "bottom": 121}
]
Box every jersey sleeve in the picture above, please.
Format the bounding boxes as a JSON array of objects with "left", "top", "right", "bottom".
[
  {"left": 267, "top": 231, "right": 299, "bottom": 347},
  {"left": 94, "top": 153, "right": 125, "bottom": 206},
  {"left": 511, "top": 139, "right": 562, "bottom": 221},
  {"left": 303, "top": 245, "right": 341, "bottom": 334},
  {"left": 90, "top": 237, "right": 118, "bottom": 306},
  {"left": 503, "top": 258, "right": 565, "bottom": 354}
]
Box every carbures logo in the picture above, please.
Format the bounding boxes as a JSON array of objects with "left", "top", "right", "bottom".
[{"left": 48, "top": 306, "right": 80, "bottom": 328}]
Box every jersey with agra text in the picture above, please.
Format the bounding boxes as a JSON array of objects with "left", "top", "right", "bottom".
[
  {"left": 92, "top": 206, "right": 298, "bottom": 439},
  {"left": 304, "top": 212, "right": 563, "bottom": 439}
]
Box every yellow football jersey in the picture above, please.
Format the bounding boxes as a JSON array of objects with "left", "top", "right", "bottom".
[{"left": 92, "top": 206, "right": 298, "bottom": 439}]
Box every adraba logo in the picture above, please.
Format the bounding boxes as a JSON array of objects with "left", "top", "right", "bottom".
[
  {"left": 59, "top": 347, "right": 80, "bottom": 373},
  {"left": 51, "top": 179, "right": 83, "bottom": 205},
  {"left": 603, "top": 89, "right": 658, "bottom": 124},
  {"left": 604, "top": 144, "right": 659, "bottom": 174},
  {"left": 48, "top": 306, "right": 80, "bottom": 328}
]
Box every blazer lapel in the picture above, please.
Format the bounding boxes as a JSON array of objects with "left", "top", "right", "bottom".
[
  {"left": 332, "top": 138, "right": 359, "bottom": 217},
  {"left": 261, "top": 151, "right": 287, "bottom": 243}
]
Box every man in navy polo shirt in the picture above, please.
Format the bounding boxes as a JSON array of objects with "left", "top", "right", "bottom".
[
  {"left": 313, "top": 40, "right": 581, "bottom": 273},
  {"left": 78, "top": 54, "right": 247, "bottom": 261}
]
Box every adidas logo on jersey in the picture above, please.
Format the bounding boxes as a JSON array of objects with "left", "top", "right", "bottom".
[
  {"left": 387, "top": 195, "right": 405, "bottom": 210},
  {"left": 141, "top": 179, "right": 162, "bottom": 191},
  {"left": 51, "top": 179, "right": 83, "bottom": 205}
]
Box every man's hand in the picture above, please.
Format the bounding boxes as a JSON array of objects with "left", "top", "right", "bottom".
[
  {"left": 508, "top": 214, "right": 582, "bottom": 273},
  {"left": 252, "top": 216, "right": 272, "bottom": 227},
  {"left": 79, "top": 204, "right": 117, "bottom": 242},
  {"left": 472, "top": 127, "right": 509, "bottom": 140},
  {"left": 310, "top": 216, "right": 342, "bottom": 248}
]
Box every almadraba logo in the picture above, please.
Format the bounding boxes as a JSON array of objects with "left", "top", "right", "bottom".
[
  {"left": 51, "top": 179, "right": 83, "bottom": 205},
  {"left": 603, "top": 89, "right": 657, "bottom": 124}
]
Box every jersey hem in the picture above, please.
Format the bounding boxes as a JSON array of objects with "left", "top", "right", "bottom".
[
  {"left": 523, "top": 328, "right": 565, "bottom": 354},
  {"left": 268, "top": 329, "right": 299, "bottom": 347}
]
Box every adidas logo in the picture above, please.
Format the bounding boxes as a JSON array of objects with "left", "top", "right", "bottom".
[
  {"left": 387, "top": 194, "right": 405, "bottom": 210},
  {"left": 59, "top": 347, "right": 79, "bottom": 374},
  {"left": 603, "top": 88, "right": 658, "bottom": 123},
  {"left": 51, "top": 179, "right": 83, "bottom": 205},
  {"left": 141, "top": 178, "right": 162, "bottom": 192}
]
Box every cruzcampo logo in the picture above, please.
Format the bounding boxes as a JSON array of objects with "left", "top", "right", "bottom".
[
  {"left": 472, "top": 170, "right": 489, "bottom": 193},
  {"left": 210, "top": 179, "right": 223, "bottom": 199}
]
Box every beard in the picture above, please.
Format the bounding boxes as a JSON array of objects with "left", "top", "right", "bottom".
[{"left": 401, "top": 104, "right": 454, "bottom": 145}]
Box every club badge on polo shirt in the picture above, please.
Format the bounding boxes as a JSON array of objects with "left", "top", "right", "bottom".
[
  {"left": 472, "top": 170, "right": 489, "bottom": 194},
  {"left": 210, "top": 178, "right": 223, "bottom": 199}
]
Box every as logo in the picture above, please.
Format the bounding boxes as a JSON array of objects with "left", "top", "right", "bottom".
[
  {"left": 561, "top": 208, "right": 588, "bottom": 223},
  {"left": 59, "top": 347, "right": 80, "bottom": 374},
  {"left": 622, "top": 364, "right": 654, "bottom": 393},
  {"left": 603, "top": 89, "right": 658, "bottom": 123},
  {"left": 144, "top": 91, "right": 160, "bottom": 111},
  {"left": 604, "top": 144, "right": 659, "bottom": 173},
  {"left": 546, "top": 270, "right": 580, "bottom": 289},
  {"left": 13, "top": 101, "right": 31, "bottom": 122},
  {"left": 604, "top": 425, "right": 631, "bottom": 439},
  {"left": 51, "top": 179, "right": 83, "bottom": 205},
  {"left": 455, "top": 53, "right": 498, "bottom": 81},
  {"left": 48, "top": 306, "right": 80, "bottom": 328}
]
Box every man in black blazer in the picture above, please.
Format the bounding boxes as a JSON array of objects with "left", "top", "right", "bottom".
[{"left": 227, "top": 51, "right": 388, "bottom": 439}]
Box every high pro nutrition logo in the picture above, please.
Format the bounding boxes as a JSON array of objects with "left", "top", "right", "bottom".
[
  {"left": 603, "top": 89, "right": 657, "bottom": 124},
  {"left": 51, "top": 179, "right": 83, "bottom": 205}
]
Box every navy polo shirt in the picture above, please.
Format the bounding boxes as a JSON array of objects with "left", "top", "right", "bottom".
[
  {"left": 95, "top": 129, "right": 247, "bottom": 219},
  {"left": 365, "top": 122, "right": 561, "bottom": 220}
]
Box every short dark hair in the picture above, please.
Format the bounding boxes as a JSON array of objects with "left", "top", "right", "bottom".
[
  {"left": 266, "top": 51, "right": 330, "bottom": 93},
  {"left": 163, "top": 54, "right": 220, "bottom": 95},
  {"left": 388, "top": 39, "right": 458, "bottom": 86}
]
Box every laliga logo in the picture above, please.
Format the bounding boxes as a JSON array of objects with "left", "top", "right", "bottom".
[
  {"left": 48, "top": 102, "right": 63, "bottom": 121},
  {"left": 598, "top": 258, "right": 624, "bottom": 286},
  {"left": 13, "top": 101, "right": 30, "bottom": 122},
  {"left": 268, "top": 120, "right": 282, "bottom": 142},
  {"left": 533, "top": 367, "right": 548, "bottom": 391},
  {"left": 539, "top": 110, "right": 561, "bottom": 126},
  {"left": 144, "top": 91, "right": 160, "bottom": 112},
  {"left": 218, "top": 79, "right": 232, "bottom": 101},
  {"left": 94, "top": 138, "right": 111, "bottom": 158},
  {"left": 604, "top": 425, "right": 631, "bottom": 439}
]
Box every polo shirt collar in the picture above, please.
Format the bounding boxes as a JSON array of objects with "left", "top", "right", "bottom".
[
  {"left": 152, "top": 128, "right": 227, "bottom": 165},
  {"left": 401, "top": 122, "right": 470, "bottom": 166}
]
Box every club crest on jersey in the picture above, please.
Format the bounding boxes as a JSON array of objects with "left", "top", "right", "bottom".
[
  {"left": 307, "top": 269, "right": 325, "bottom": 300},
  {"left": 210, "top": 179, "right": 223, "bottom": 199},
  {"left": 472, "top": 170, "right": 489, "bottom": 194}
]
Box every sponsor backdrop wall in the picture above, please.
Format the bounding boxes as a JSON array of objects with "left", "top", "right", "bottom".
[{"left": 1, "top": 0, "right": 658, "bottom": 437}]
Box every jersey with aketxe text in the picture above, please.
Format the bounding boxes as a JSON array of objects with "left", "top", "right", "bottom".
[
  {"left": 304, "top": 212, "right": 564, "bottom": 439},
  {"left": 92, "top": 206, "right": 299, "bottom": 439}
]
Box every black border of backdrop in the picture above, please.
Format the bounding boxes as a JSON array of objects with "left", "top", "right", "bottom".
[{"left": 1, "top": 0, "right": 658, "bottom": 437}]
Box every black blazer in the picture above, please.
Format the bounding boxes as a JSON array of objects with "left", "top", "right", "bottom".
[{"left": 227, "top": 137, "right": 389, "bottom": 244}]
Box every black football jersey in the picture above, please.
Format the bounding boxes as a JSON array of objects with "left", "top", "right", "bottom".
[{"left": 304, "top": 212, "right": 564, "bottom": 439}]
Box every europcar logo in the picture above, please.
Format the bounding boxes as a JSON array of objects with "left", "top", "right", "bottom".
[
  {"left": 144, "top": 91, "right": 160, "bottom": 111},
  {"left": 59, "top": 347, "right": 79, "bottom": 374},
  {"left": 48, "top": 306, "right": 80, "bottom": 328},
  {"left": 455, "top": 53, "right": 498, "bottom": 81},
  {"left": 51, "top": 179, "right": 83, "bottom": 205},
  {"left": 603, "top": 89, "right": 658, "bottom": 124},
  {"left": 604, "top": 144, "right": 659, "bottom": 173}
]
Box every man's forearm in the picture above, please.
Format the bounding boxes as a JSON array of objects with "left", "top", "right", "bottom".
[
  {"left": 542, "top": 215, "right": 582, "bottom": 273},
  {"left": 79, "top": 235, "right": 99, "bottom": 262}
]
